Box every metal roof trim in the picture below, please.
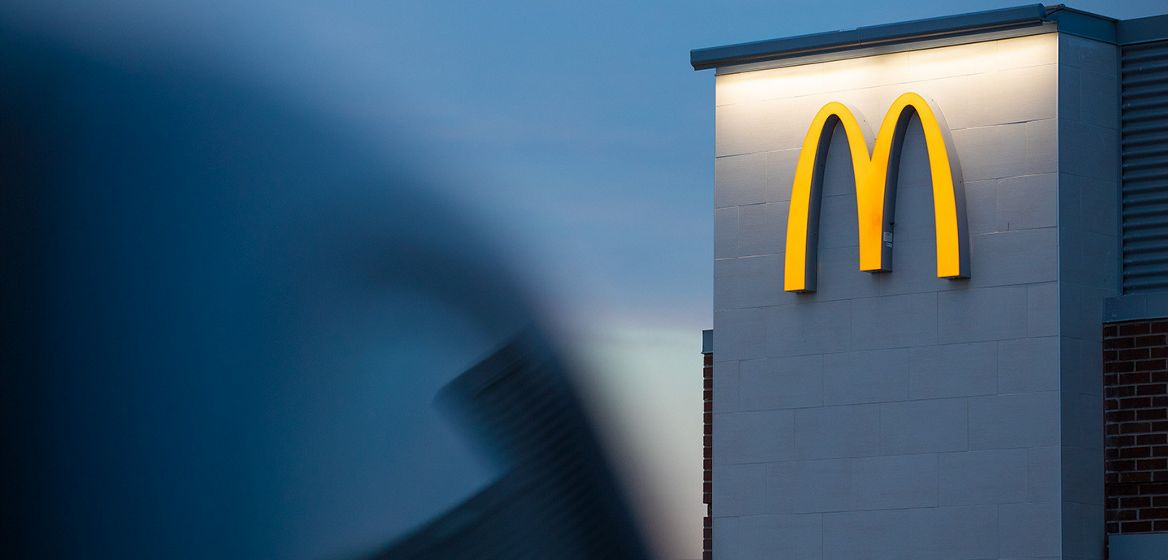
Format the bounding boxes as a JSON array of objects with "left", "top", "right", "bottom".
[
  {"left": 1106, "top": 293, "right": 1168, "bottom": 323},
  {"left": 1045, "top": 4, "right": 1118, "bottom": 43},
  {"left": 691, "top": 4, "right": 1048, "bottom": 70},
  {"left": 1119, "top": 14, "right": 1168, "bottom": 45},
  {"left": 689, "top": 3, "right": 1135, "bottom": 71}
]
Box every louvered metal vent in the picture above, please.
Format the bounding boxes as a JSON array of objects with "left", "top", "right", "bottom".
[{"left": 1122, "top": 39, "right": 1168, "bottom": 293}]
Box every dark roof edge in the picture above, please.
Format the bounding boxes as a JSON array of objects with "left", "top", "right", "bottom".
[
  {"left": 1119, "top": 14, "right": 1168, "bottom": 45},
  {"left": 1045, "top": 4, "right": 1117, "bottom": 43},
  {"left": 689, "top": 3, "right": 1138, "bottom": 71},
  {"left": 690, "top": 4, "right": 1046, "bottom": 71}
]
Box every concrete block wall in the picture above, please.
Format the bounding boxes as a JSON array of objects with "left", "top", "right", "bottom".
[
  {"left": 712, "top": 32, "right": 1103, "bottom": 559},
  {"left": 1058, "top": 33, "right": 1121, "bottom": 560}
]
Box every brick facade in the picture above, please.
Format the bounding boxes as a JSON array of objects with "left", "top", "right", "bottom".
[
  {"left": 702, "top": 350, "right": 712, "bottom": 560},
  {"left": 1103, "top": 320, "right": 1168, "bottom": 536}
]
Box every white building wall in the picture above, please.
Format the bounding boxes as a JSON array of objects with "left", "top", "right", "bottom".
[{"left": 712, "top": 32, "right": 1080, "bottom": 559}]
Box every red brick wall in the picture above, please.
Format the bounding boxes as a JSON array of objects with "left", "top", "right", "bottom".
[
  {"left": 1104, "top": 320, "right": 1168, "bottom": 535},
  {"left": 702, "top": 351, "right": 712, "bottom": 560}
]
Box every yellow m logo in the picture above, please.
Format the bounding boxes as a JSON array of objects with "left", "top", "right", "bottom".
[{"left": 784, "top": 92, "right": 969, "bottom": 292}]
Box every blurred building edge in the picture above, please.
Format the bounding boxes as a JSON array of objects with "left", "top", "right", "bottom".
[{"left": 373, "top": 329, "right": 653, "bottom": 560}]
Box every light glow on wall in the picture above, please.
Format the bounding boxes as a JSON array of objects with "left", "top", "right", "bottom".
[
  {"left": 713, "top": 33, "right": 1058, "bottom": 293},
  {"left": 714, "top": 33, "right": 1057, "bottom": 108}
]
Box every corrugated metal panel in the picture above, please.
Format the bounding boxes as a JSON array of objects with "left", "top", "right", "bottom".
[{"left": 1122, "top": 39, "right": 1168, "bottom": 293}]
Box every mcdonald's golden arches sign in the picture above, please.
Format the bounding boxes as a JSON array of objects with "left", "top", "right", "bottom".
[{"left": 784, "top": 92, "right": 970, "bottom": 293}]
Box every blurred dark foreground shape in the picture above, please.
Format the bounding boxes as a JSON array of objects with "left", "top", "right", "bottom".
[
  {"left": 0, "top": 13, "right": 652, "bottom": 560},
  {"left": 376, "top": 332, "right": 649, "bottom": 560}
]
